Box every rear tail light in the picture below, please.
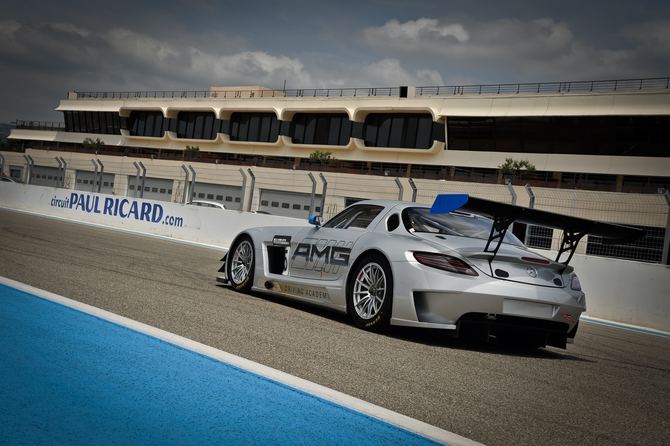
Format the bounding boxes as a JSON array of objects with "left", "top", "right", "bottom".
[
  {"left": 413, "top": 252, "right": 479, "bottom": 276},
  {"left": 521, "top": 257, "right": 550, "bottom": 265},
  {"left": 570, "top": 274, "right": 582, "bottom": 291}
]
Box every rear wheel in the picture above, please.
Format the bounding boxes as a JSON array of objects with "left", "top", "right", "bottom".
[
  {"left": 347, "top": 254, "right": 393, "bottom": 332},
  {"left": 228, "top": 236, "right": 254, "bottom": 292}
]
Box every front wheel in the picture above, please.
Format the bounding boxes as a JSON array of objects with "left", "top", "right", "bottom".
[
  {"left": 228, "top": 236, "right": 254, "bottom": 292},
  {"left": 347, "top": 254, "right": 393, "bottom": 332}
]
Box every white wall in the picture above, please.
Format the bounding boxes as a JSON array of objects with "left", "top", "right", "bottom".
[
  {"left": 0, "top": 182, "right": 309, "bottom": 248},
  {"left": 570, "top": 255, "right": 670, "bottom": 333},
  {"left": 1, "top": 182, "right": 668, "bottom": 333}
]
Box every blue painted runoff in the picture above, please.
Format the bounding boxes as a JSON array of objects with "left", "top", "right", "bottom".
[{"left": 0, "top": 283, "right": 441, "bottom": 445}]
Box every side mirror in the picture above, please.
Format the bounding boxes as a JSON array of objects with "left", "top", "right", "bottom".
[{"left": 309, "top": 215, "right": 322, "bottom": 226}]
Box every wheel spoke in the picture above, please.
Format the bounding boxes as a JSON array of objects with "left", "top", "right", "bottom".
[
  {"left": 352, "top": 262, "right": 386, "bottom": 320},
  {"left": 231, "top": 241, "right": 253, "bottom": 284}
]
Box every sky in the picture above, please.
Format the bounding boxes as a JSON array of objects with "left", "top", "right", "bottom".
[{"left": 1, "top": 0, "right": 669, "bottom": 123}]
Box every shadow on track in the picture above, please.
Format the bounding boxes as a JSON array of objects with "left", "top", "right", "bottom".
[{"left": 217, "top": 284, "right": 592, "bottom": 362}]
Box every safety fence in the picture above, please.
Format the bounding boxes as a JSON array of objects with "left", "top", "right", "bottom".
[{"left": 5, "top": 150, "right": 669, "bottom": 266}]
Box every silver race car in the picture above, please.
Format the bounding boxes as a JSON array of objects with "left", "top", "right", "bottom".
[{"left": 217, "top": 194, "right": 642, "bottom": 348}]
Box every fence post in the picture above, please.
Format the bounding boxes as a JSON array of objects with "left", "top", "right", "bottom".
[
  {"left": 662, "top": 191, "right": 670, "bottom": 265},
  {"left": 59, "top": 157, "right": 67, "bottom": 188},
  {"left": 238, "top": 168, "right": 247, "bottom": 212},
  {"left": 525, "top": 184, "right": 535, "bottom": 208},
  {"left": 408, "top": 178, "right": 418, "bottom": 202},
  {"left": 246, "top": 169, "right": 256, "bottom": 212},
  {"left": 55, "top": 157, "right": 63, "bottom": 188},
  {"left": 319, "top": 173, "right": 328, "bottom": 217},
  {"left": 524, "top": 184, "right": 535, "bottom": 245},
  {"left": 180, "top": 165, "right": 190, "bottom": 204},
  {"left": 23, "top": 155, "right": 34, "bottom": 184},
  {"left": 139, "top": 162, "right": 147, "bottom": 199},
  {"left": 505, "top": 179, "right": 517, "bottom": 205},
  {"left": 395, "top": 178, "right": 404, "bottom": 201},
  {"left": 133, "top": 162, "right": 141, "bottom": 199},
  {"left": 308, "top": 173, "right": 317, "bottom": 217},
  {"left": 91, "top": 160, "right": 99, "bottom": 192},
  {"left": 0, "top": 154, "right": 4, "bottom": 178},
  {"left": 97, "top": 160, "right": 104, "bottom": 193}
]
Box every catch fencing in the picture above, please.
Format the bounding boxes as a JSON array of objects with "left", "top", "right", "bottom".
[{"left": 7, "top": 150, "right": 670, "bottom": 266}]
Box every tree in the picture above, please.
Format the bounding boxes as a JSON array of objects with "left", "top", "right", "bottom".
[
  {"left": 308, "top": 150, "right": 337, "bottom": 166},
  {"left": 82, "top": 137, "right": 104, "bottom": 151},
  {"left": 0, "top": 139, "right": 23, "bottom": 152},
  {"left": 184, "top": 145, "right": 201, "bottom": 158},
  {"left": 498, "top": 157, "right": 536, "bottom": 179}
]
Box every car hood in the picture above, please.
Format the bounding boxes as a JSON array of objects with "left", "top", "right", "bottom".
[{"left": 410, "top": 232, "right": 570, "bottom": 288}]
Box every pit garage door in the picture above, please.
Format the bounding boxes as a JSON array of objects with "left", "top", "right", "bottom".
[
  {"left": 75, "top": 170, "right": 115, "bottom": 195},
  {"left": 258, "top": 189, "right": 322, "bottom": 218},
  {"left": 127, "top": 176, "right": 174, "bottom": 202},
  {"left": 32, "top": 166, "right": 61, "bottom": 187},
  {"left": 191, "top": 183, "right": 243, "bottom": 211}
]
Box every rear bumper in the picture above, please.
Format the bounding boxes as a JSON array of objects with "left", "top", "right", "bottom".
[{"left": 390, "top": 259, "right": 585, "bottom": 347}]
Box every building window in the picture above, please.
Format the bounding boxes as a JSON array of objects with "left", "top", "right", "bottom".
[
  {"left": 229, "top": 112, "right": 280, "bottom": 143},
  {"left": 291, "top": 113, "right": 352, "bottom": 146},
  {"left": 447, "top": 116, "right": 670, "bottom": 157},
  {"left": 525, "top": 226, "right": 553, "bottom": 250},
  {"left": 63, "top": 111, "right": 122, "bottom": 135},
  {"left": 175, "top": 112, "right": 221, "bottom": 140},
  {"left": 364, "top": 113, "right": 439, "bottom": 149},
  {"left": 587, "top": 225, "right": 664, "bottom": 263}
]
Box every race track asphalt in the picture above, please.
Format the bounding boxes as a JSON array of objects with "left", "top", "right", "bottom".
[{"left": 1, "top": 208, "right": 669, "bottom": 446}]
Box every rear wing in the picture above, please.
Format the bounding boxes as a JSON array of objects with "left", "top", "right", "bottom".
[{"left": 431, "top": 194, "right": 645, "bottom": 267}]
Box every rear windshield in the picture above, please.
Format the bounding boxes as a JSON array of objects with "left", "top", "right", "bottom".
[{"left": 402, "top": 207, "right": 525, "bottom": 247}]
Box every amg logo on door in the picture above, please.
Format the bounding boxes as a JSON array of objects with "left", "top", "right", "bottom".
[{"left": 291, "top": 239, "right": 353, "bottom": 274}]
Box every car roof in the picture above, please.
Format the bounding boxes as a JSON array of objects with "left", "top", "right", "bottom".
[{"left": 347, "top": 199, "right": 428, "bottom": 211}]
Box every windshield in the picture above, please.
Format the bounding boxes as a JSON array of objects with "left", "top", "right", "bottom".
[{"left": 402, "top": 207, "right": 525, "bottom": 247}]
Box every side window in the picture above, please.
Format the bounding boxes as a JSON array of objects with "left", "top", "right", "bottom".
[
  {"left": 323, "top": 205, "right": 384, "bottom": 230},
  {"left": 387, "top": 214, "right": 400, "bottom": 232}
]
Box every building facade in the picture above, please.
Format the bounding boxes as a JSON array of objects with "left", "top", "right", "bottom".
[{"left": 3, "top": 78, "right": 670, "bottom": 264}]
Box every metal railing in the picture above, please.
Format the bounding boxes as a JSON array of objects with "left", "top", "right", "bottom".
[
  {"left": 73, "top": 77, "right": 669, "bottom": 100},
  {"left": 15, "top": 120, "right": 65, "bottom": 131},
  {"left": 76, "top": 87, "right": 400, "bottom": 100},
  {"left": 416, "top": 78, "right": 670, "bottom": 96}
]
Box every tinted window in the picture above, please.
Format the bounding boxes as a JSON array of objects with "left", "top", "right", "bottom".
[
  {"left": 402, "top": 207, "right": 524, "bottom": 247},
  {"left": 323, "top": 205, "right": 384, "bottom": 230}
]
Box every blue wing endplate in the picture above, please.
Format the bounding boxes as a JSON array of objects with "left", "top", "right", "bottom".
[{"left": 430, "top": 194, "right": 469, "bottom": 214}]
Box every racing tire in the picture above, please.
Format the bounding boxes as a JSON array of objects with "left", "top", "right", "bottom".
[
  {"left": 347, "top": 253, "right": 393, "bottom": 332},
  {"left": 228, "top": 235, "right": 255, "bottom": 293}
]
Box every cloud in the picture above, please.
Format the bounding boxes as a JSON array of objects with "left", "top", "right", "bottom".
[
  {"left": 364, "top": 18, "right": 469, "bottom": 43},
  {"left": 0, "top": 20, "right": 24, "bottom": 53},
  {"left": 360, "top": 16, "right": 667, "bottom": 81},
  {"left": 51, "top": 23, "right": 90, "bottom": 38},
  {"left": 190, "top": 49, "right": 313, "bottom": 87},
  {"left": 359, "top": 58, "right": 443, "bottom": 86}
]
